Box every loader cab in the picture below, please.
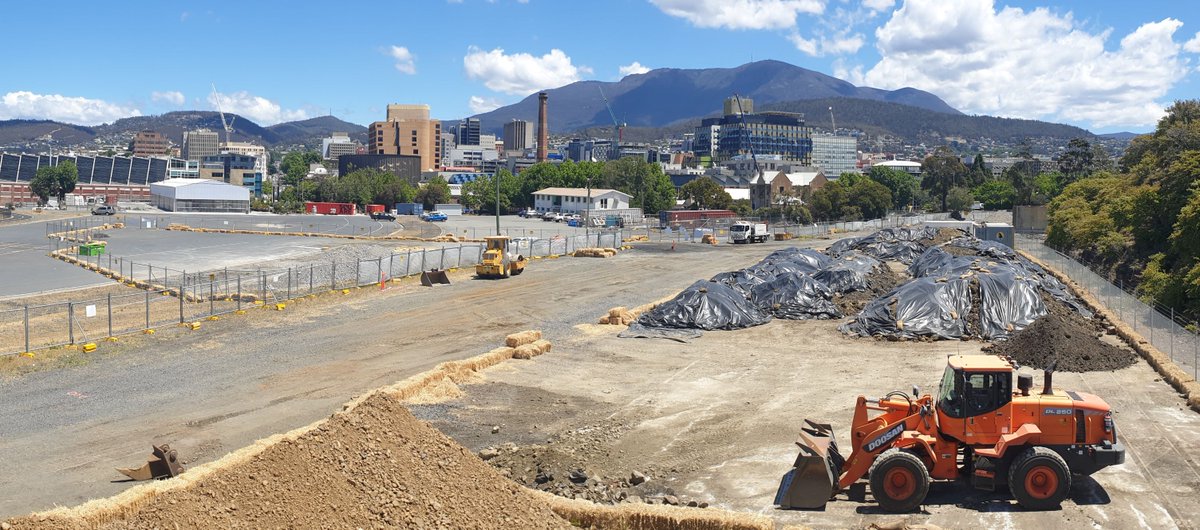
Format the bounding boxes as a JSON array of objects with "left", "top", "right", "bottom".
[{"left": 937, "top": 355, "right": 1013, "bottom": 444}]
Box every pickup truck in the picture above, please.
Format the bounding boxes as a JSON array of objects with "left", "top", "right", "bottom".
[{"left": 424, "top": 211, "right": 447, "bottom": 222}]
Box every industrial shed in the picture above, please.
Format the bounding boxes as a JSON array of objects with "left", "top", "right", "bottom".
[{"left": 150, "top": 178, "right": 250, "bottom": 213}]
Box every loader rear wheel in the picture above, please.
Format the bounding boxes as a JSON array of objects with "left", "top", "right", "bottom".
[
  {"left": 1008, "top": 446, "right": 1070, "bottom": 510},
  {"left": 869, "top": 449, "right": 930, "bottom": 513}
]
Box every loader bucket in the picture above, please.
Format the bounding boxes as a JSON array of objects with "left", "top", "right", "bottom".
[
  {"left": 775, "top": 420, "right": 844, "bottom": 510},
  {"left": 420, "top": 269, "right": 451, "bottom": 286},
  {"left": 116, "top": 444, "right": 184, "bottom": 481}
]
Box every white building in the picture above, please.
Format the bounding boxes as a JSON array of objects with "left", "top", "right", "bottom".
[
  {"left": 150, "top": 178, "right": 250, "bottom": 213},
  {"left": 870, "top": 159, "right": 922, "bottom": 177},
  {"left": 811, "top": 134, "right": 859, "bottom": 176},
  {"left": 220, "top": 141, "right": 268, "bottom": 175},
  {"left": 321, "top": 132, "right": 359, "bottom": 160},
  {"left": 532, "top": 187, "right": 632, "bottom": 214}
]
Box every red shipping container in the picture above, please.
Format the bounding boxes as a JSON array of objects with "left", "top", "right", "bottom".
[
  {"left": 304, "top": 202, "right": 357, "bottom": 215},
  {"left": 366, "top": 204, "right": 385, "bottom": 214}
]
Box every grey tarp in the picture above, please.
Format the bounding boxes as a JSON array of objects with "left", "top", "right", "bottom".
[
  {"left": 750, "top": 272, "right": 842, "bottom": 320},
  {"left": 841, "top": 277, "right": 972, "bottom": 339},
  {"left": 812, "top": 252, "right": 881, "bottom": 293},
  {"left": 976, "top": 266, "right": 1048, "bottom": 340},
  {"left": 828, "top": 227, "right": 939, "bottom": 264},
  {"left": 711, "top": 269, "right": 772, "bottom": 296},
  {"left": 636, "top": 280, "right": 773, "bottom": 331}
]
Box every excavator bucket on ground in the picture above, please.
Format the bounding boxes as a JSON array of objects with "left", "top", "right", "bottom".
[
  {"left": 116, "top": 444, "right": 184, "bottom": 481},
  {"left": 420, "top": 269, "right": 451, "bottom": 286},
  {"left": 775, "top": 420, "right": 844, "bottom": 509}
]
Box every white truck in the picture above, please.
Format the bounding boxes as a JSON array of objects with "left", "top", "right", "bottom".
[{"left": 730, "top": 221, "right": 769, "bottom": 243}]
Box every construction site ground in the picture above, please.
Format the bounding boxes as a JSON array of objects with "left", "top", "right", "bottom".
[{"left": 3, "top": 233, "right": 1198, "bottom": 529}]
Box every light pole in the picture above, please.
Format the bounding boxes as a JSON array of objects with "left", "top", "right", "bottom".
[
  {"left": 585, "top": 175, "right": 592, "bottom": 242},
  {"left": 494, "top": 172, "right": 501, "bottom": 236}
]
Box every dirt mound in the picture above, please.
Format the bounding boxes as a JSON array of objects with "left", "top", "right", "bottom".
[
  {"left": 833, "top": 264, "right": 901, "bottom": 315},
  {"left": 11, "top": 393, "right": 570, "bottom": 530},
  {"left": 988, "top": 304, "right": 1136, "bottom": 372}
]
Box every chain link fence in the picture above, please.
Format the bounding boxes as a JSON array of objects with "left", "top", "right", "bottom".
[
  {"left": 3, "top": 230, "right": 624, "bottom": 356},
  {"left": 1019, "top": 235, "right": 1199, "bottom": 379},
  {"left": 636, "top": 212, "right": 951, "bottom": 243}
]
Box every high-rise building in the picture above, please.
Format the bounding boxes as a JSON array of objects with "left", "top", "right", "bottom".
[
  {"left": 696, "top": 100, "right": 812, "bottom": 165},
  {"left": 131, "top": 131, "right": 170, "bottom": 157},
  {"left": 201, "top": 153, "right": 262, "bottom": 196},
  {"left": 220, "top": 142, "right": 268, "bottom": 176},
  {"left": 810, "top": 134, "right": 859, "bottom": 176},
  {"left": 322, "top": 132, "right": 360, "bottom": 160},
  {"left": 369, "top": 104, "right": 442, "bottom": 171},
  {"left": 455, "top": 118, "right": 481, "bottom": 146},
  {"left": 503, "top": 120, "right": 533, "bottom": 152},
  {"left": 723, "top": 96, "right": 753, "bottom": 117},
  {"left": 183, "top": 129, "right": 220, "bottom": 162}
]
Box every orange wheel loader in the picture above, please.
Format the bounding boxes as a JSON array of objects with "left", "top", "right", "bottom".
[{"left": 775, "top": 354, "right": 1125, "bottom": 512}]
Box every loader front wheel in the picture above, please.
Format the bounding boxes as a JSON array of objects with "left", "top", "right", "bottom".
[
  {"left": 869, "top": 449, "right": 930, "bottom": 512},
  {"left": 1008, "top": 446, "right": 1070, "bottom": 510}
]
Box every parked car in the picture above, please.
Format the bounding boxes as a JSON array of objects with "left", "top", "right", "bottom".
[
  {"left": 552, "top": 212, "right": 565, "bottom": 222},
  {"left": 91, "top": 205, "right": 116, "bottom": 215},
  {"left": 369, "top": 211, "right": 396, "bottom": 221},
  {"left": 519, "top": 208, "right": 538, "bottom": 218},
  {"left": 424, "top": 211, "right": 448, "bottom": 222},
  {"left": 541, "top": 211, "right": 558, "bottom": 221}
]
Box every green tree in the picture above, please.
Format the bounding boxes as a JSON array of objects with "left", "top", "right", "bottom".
[
  {"left": 279, "top": 150, "right": 323, "bottom": 198},
  {"left": 968, "top": 153, "right": 990, "bottom": 185},
  {"left": 946, "top": 186, "right": 974, "bottom": 213},
  {"left": 416, "top": 176, "right": 452, "bottom": 209},
  {"left": 973, "top": 179, "right": 1016, "bottom": 210},
  {"left": 729, "top": 199, "right": 752, "bottom": 217},
  {"left": 679, "top": 176, "right": 732, "bottom": 210},
  {"left": 462, "top": 170, "right": 520, "bottom": 214},
  {"left": 920, "top": 147, "right": 968, "bottom": 212},
  {"left": 868, "top": 166, "right": 919, "bottom": 210},
  {"left": 30, "top": 161, "right": 78, "bottom": 205},
  {"left": 1057, "top": 138, "right": 1095, "bottom": 185},
  {"left": 809, "top": 178, "right": 892, "bottom": 221},
  {"left": 601, "top": 157, "right": 675, "bottom": 214}
]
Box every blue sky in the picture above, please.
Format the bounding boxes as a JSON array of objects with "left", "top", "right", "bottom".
[{"left": 1, "top": 0, "right": 1197, "bottom": 133}]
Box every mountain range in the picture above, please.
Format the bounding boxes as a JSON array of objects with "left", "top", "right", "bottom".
[
  {"left": 469, "top": 60, "right": 962, "bottom": 133},
  {"left": 0, "top": 113, "right": 367, "bottom": 151}
]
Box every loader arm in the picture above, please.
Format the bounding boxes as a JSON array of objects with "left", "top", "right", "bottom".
[{"left": 837, "top": 395, "right": 936, "bottom": 489}]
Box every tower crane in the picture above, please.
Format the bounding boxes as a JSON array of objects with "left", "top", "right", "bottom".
[
  {"left": 597, "top": 86, "right": 625, "bottom": 162},
  {"left": 211, "top": 84, "right": 236, "bottom": 146}
]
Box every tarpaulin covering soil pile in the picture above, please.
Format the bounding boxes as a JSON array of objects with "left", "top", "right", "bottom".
[
  {"left": 813, "top": 252, "right": 882, "bottom": 294},
  {"left": 827, "top": 226, "right": 940, "bottom": 264},
  {"left": 634, "top": 280, "right": 773, "bottom": 331},
  {"left": 750, "top": 272, "right": 842, "bottom": 320},
  {"left": 845, "top": 235, "right": 1098, "bottom": 341},
  {"left": 841, "top": 277, "right": 973, "bottom": 339}
]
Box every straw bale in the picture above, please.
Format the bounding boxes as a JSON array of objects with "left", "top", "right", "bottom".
[{"left": 506, "top": 329, "right": 542, "bottom": 347}]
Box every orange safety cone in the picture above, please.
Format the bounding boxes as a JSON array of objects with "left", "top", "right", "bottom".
[{"left": 379, "top": 271, "right": 389, "bottom": 290}]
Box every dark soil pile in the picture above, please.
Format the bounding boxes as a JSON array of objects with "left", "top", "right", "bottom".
[
  {"left": 988, "top": 305, "right": 1136, "bottom": 372},
  {"left": 12, "top": 393, "right": 571, "bottom": 530},
  {"left": 834, "top": 265, "right": 901, "bottom": 315}
]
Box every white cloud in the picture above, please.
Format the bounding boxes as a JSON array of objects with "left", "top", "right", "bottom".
[
  {"left": 861, "top": 0, "right": 893, "bottom": 13},
  {"left": 468, "top": 96, "right": 504, "bottom": 114},
  {"left": 151, "top": 91, "right": 185, "bottom": 106},
  {"left": 789, "top": 31, "right": 864, "bottom": 56},
  {"left": 859, "top": 0, "right": 1190, "bottom": 128},
  {"left": 389, "top": 45, "right": 416, "bottom": 74},
  {"left": 0, "top": 91, "right": 140, "bottom": 125},
  {"left": 1185, "top": 31, "right": 1200, "bottom": 53},
  {"left": 463, "top": 46, "right": 588, "bottom": 95},
  {"left": 619, "top": 61, "right": 651, "bottom": 77},
  {"left": 651, "top": 0, "right": 825, "bottom": 30},
  {"left": 207, "top": 91, "right": 309, "bottom": 125}
]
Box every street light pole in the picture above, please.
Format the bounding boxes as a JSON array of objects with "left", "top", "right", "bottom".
[
  {"left": 494, "top": 171, "right": 501, "bottom": 236},
  {"left": 585, "top": 176, "right": 591, "bottom": 242}
]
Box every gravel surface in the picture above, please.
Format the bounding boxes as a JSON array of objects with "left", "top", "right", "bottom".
[{"left": 9, "top": 393, "right": 572, "bottom": 529}]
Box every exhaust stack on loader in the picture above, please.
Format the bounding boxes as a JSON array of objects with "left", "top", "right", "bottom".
[{"left": 776, "top": 354, "right": 1125, "bottom": 512}]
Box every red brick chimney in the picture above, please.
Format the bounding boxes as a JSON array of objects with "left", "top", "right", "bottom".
[{"left": 536, "top": 92, "right": 548, "bottom": 162}]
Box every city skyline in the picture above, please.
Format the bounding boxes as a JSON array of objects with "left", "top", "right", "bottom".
[{"left": 0, "top": 0, "right": 1197, "bottom": 133}]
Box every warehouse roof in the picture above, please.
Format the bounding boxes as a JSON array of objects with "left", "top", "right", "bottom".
[{"left": 533, "top": 187, "right": 631, "bottom": 199}]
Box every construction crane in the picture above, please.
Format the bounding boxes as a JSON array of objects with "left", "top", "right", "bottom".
[
  {"left": 211, "top": 84, "right": 236, "bottom": 146},
  {"left": 732, "top": 93, "right": 761, "bottom": 180},
  {"left": 597, "top": 86, "right": 625, "bottom": 161}
]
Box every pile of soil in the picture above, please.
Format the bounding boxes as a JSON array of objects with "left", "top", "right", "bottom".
[
  {"left": 11, "top": 393, "right": 570, "bottom": 529},
  {"left": 988, "top": 300, "right": 1136, "bottom": 372},
  {"left": 834, "top": 265, "right": 902, "bottom": 315},
  {"left": 484, "top": 444, "right": 706, "bottom": 508},
  {"left": 928, "top": 227, "right": 967, "bottom": 247}
]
